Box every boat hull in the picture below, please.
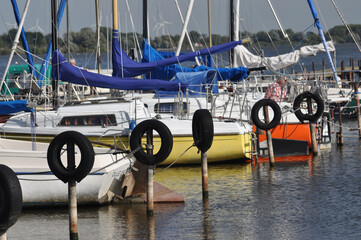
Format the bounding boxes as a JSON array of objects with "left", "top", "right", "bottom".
[{"left": 0, "top": 138, "right": 132, "bottom": 206}]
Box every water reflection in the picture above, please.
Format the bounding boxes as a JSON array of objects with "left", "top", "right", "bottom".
[{"left": 6, "top": 120, "right": 361, "bottom": 239}]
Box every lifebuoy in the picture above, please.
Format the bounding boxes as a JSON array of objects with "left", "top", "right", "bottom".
[
  {"left": 0, "top": 164, "right": 22, "bottom": 235},
  {"left": 251, "top": 99, "right": 282, "bottom": 130},
  {"left": 192, "top": 109, "right": 214, "bottom": 152},
  {"left": 47, "top": 131, "right": 95, "bottom": 183},
  {"left": 129, "top": 119, "right": 173, "bottom": 165},
  {"left": 293, "top": 91, "right": 324, "bottom": 123}
]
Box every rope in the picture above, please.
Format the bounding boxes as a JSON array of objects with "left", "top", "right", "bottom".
[{"left": 154, "top": 143, "right": 195, "bottom": 174}]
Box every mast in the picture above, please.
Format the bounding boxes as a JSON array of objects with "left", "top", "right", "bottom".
[
  {"left": 95, "top": 0, "right": 101, "bottom": 74},
  {"left": 143, "top": 0, "right": 149, "bottom": 40},
  {"left": 174, "top": 0, "right": 200, "bottom": 65},
  {"left": 306, "top": 0, "right": 339, "bottom": 86},
  {"left": 175, "top": 0, "right": 194, "bottom": 56},
  {"left": 230, "top": 0, "right": 234, "bottom": 67},
  {"left": 10, "top": 0, "right": 37, "bottom": 78},
  {"left": 0, "top": 0, "right": 31, "bottom": 100},
  {"left": 51, "top": 0, "right": 59, "bottom": 108},
  {"left": 207, "top": 0, "right": 212, "bottom": 47},
  {"left": 38, "top": 0, "right": 67, "bottom": 86},
  {"left": 66, "top": 0, "right": 72, "bottom": 100}
]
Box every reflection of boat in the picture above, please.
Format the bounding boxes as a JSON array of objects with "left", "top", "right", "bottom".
[{"left": 0, "top": 137, "right": 134, "bottom": 206}]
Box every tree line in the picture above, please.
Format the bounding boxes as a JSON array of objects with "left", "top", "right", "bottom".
[{"left": 0, "top": 24, "right": 360, "bottom": 55}]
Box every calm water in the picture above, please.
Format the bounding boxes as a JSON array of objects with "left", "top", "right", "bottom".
[{"left": 5, "top": 119, "right": 361, "bottom": 239}]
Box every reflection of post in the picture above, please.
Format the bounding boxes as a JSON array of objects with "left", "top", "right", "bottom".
[
  {"left": 67, "top": 140, "right": 78, "bottom": 240},
  {"left": 307, "top": 98, "right": 318, "bottom": 155},
  {"left": 201, "top": 151, "right": 209, "bottom": 200},
  {"left": 148, "top": 212, "right": 155, "bottom": 240},
  {"left": 337, "top": 103, "right": 344, "bottom": 145},
  {"left": 146, "top": 129, "right": 154, "bottom": 216},
  {"left": 263, "top": 106, "right": 275, "bottom": 167},
  {"left": 202, "top": 198, "right": 210, "bottom": 239}
]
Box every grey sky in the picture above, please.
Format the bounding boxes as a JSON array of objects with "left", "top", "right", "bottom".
[{"left": 0, "top": 0, "right": 360, "bottom": 39}]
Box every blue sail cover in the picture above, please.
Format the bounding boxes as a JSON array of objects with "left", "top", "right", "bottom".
[
  {"left": 52, "top": 50, "right": 187, "bottom": 91},
  {"left": 155, "top": 70, "right": 219, "bottom": 97},
  {"left": 142, "top": 39, "right": 248, "bottom": 81},
  {"left": 112, "top": 29, "right": 244, "bottom": 78},
  {"left": 0, "top": 100, "right": 33, "bottom": 115}
]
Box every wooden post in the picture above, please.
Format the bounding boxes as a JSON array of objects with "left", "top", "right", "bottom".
[
  {"left": 67, "top": 140, "right": 78, "bottom": 240},
  {"left": 307, "top": 98, "right": 318, "bottom": 155},
  {"left": 263, "top": 106, "right": 275, "bottom": 167},
  {"left": 337, "top": 103, "right": 344, "bottom": 145},
  {"left": 201, "top": 151, "right": 209, "bottom": 200},
  {"left": 354, "top": 84, "right": 361, "bottom": 139},
  {"left": 146, "top": 129, "right": 154, "bottom": 216},
  {"left": 0, "top": 233, "right": 6, "bottom": 240}
]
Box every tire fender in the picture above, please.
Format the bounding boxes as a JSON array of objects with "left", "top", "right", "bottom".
[
  {"left": 0, "top": 164, "right": 22, "bottom": 235},
  {"left": 129, "top": 119, "right": 173, "bottom": 166},
  {"left": 47, "top": 131, "right": 95, "bottom": 183},
  {"left": 251, "top": 99, "right": 282, "bottom": 130},
  {"left": 192, "top": 109, "right": 214, "bottom": 152},
  {"left": 293, "top": 91, "right": 324, "bottom": 123}
]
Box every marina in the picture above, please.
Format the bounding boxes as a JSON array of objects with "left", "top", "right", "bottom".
[
  {"left": 1, "top": 0, "right": 361, "bottom": 239},
  {"left": 4, "top": 120, "right": 361, "bottom": 239}
]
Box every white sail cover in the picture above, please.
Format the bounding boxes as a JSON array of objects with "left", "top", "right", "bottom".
[{"left": 234, "top": 41, "right": 335, "bottom": 71}]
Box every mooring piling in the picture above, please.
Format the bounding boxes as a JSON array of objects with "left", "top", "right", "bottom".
[
  {"left": 307, "top": 98, "right": 318, "bottom": 156},
  {"left": 263, "top": 106, "right": 275, "bottom": 167},
  {"left": 67, "top": 139, "right": 78, "bottom": 240},
  {"left": 201, "top": 151, "right": 209, "bottom": 200},
  {"left": 337, "top": 103, "right": 344, "bottom": 145},
  {"left": 47, "top": 131, "right": 95, "bottom": 240},
  {"left": 146, "top": 129, "right": 154, "bottom": 216}
]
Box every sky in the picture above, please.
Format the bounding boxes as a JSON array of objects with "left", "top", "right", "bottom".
[{"left": 0, "top": 0, "right": 360, "bottom": 39}]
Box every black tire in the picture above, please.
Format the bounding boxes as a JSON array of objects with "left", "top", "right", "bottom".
[
  {"left": 192, "top": 109, "right": 214, "bottom": 152},
  {"left": 129, "top": 119, "right": 173, "bottom": 165},
  {"left": 0, "top": 164, "right": 22, "bottom": 235},
  {"left": 47, "top": 131, "right": 95, "bottom": 183},
  {"left": 293, "top": 91, "right": 324, "bottom": 123},
  {"left": 251, "top": 99, "right": 282, "bottom": 130}
]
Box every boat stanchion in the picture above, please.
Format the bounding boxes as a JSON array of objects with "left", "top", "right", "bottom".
[
  {"left": 263, "top": 106, "right": 275, "bottom": 167},
  {"left": 47, "top": 131, "right": 95, "bottom": 240},
  {"left": 192, "top": 109, "right": 214, "bottom": 201},
  {"left": 0, "top": 165, "right": 22, "bottom": 240}
]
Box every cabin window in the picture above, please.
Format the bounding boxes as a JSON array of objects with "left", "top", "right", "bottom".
[
  {"left": 154, "top": 102, "right": 188, "bottom": 114},
  {"left": 59, "top": 114, "right": 117, "bottom": 126}
]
